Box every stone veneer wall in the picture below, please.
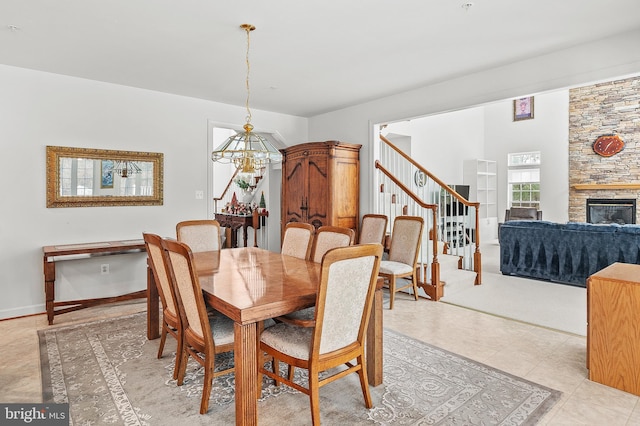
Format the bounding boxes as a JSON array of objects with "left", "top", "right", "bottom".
[{"left": 569, "top": 76, "right": 640, "bottom": 223}]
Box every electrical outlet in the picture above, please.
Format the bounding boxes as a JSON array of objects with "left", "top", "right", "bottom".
[
  {"left": 101, "top": 264, "right": 109, "bottom": 275},
  {"left": 195, "top": 190, "right": 204, "bottom": 200}
]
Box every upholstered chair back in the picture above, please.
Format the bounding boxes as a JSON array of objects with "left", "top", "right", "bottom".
[
  {"left": 359, "top": 214, "right": 388, "bottom": 245},
  {"left": 281, "top": 222, "right": 315, "bottom": 260},
  {"left": 143, "top": 233, "right": 178, "bottom": 319},
  {"left": 388, "top": 216, "right": 423, "bottom": 266},
  {"left": 310, "top": 226, "right": 355, "bottom": 263},
  {"left": 176, "top": 220, "right": 222, "bottom": 252},
  {"left": 315, "top": 245, "right": 382, "bottom": 355},
  {"left": 162, "top": 240, "right": 211, "bottom": 345}
]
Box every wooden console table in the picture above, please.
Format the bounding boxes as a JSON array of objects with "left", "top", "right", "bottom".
[
  {"left": 43, "top": 239, "right": 147, "bottom": 325},
  {"left": 215, "top": 213, "right": 253, "bottom": 248},
  {"left": 587, "top": 262, "right": 640, "bottom": 396},
  {"left": 215, "top": 211, "right": 268, "bottom": 248}
]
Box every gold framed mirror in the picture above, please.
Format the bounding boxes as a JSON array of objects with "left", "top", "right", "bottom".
[{"left": 46, "top": 146, "right": 164, "bottom": 208}]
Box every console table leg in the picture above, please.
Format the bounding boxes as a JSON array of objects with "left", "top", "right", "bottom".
[
  {"left": 242, "top": 224, "right": 249, "bottom": 247},
  {"left": 44, "top": 258, "right": 56, "bottom": 325}
]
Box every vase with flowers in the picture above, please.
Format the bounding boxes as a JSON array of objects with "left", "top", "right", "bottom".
[
  {"left": 235, "top": 176, "right": 251, "bottom": 191},
  {"left": 235, "top": 176, "right": 254, "bottom": 203}
]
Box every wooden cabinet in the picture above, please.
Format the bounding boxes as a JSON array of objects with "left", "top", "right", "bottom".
[
  {"left": 587, "top": 262, "right": 640, "bottom": 396},
  {"left": 281, "top": 141, "right": 360, "bottom": 236}
]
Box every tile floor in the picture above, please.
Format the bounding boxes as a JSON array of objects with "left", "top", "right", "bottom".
[{"left": 2, "top": 287, "right": 640, "bottom": 424}]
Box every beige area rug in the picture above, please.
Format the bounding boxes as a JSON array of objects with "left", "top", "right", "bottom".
[{"left": 39, "top": 313, "right": 561, "bottom": 425}]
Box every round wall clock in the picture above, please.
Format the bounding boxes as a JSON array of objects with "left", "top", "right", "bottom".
[{"left": 593, "top": 134, "right": 624, "bottom": 157}]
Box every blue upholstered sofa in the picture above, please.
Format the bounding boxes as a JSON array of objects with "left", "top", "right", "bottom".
[{"left": 499, "top": 221, "right": 640, "bottom": 287}]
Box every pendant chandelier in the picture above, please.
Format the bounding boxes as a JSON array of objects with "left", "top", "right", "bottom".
[
  {"left": 211, "top": 24, "right": 282, "bottom": 174},
  {"left": 113, "top": 160, "right": 141, "bottom": 178}
]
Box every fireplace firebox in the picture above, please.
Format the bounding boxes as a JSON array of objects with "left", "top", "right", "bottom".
[{"left": 586, "top": 199, "right": 636, "bottom": 225}]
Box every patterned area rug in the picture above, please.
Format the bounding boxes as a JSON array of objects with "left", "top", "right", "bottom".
[{"left": 39, "top": 313, "right": 561, "bottom": 425}]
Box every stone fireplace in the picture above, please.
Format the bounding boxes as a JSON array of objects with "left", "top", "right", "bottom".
[
  {"left": 568, "top": 75, "right": 640, "bottom": 223},
  {"left": 586, "top": 198, "right": 636, "bottom": 224}
]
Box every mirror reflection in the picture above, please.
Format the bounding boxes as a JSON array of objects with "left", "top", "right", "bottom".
[
  {"left": 47, "top": 146, "right": 163, "bottom": 207},
  {"left": 58, "top": 158, "right": 154, "bottom": 197}
]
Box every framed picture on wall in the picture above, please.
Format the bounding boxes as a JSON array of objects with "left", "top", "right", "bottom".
[
  {"left": 101, "top": 160, "right": 114, "bottom": 188},
  {"left": 513, "top": 96, "right": 534, "bottom": 121}
]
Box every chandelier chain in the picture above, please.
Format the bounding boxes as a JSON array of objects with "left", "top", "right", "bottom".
[
  {"left": 244, "top": 25, "right": 252, "bottom": 126},
  {"left": 210, "top": 23, "right": 282, "bottom": 172}
]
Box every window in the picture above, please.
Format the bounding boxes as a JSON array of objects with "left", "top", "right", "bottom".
[
  {"left": 117, "top": 162, "right": 154, "bottom": 196},
  {"left": 508, "top": 152, "right": 540, "bottom": 209},
  {"left": 59, "top": 157, "right": 94, "bottom": 196}
]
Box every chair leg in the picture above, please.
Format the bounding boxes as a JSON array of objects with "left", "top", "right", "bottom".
[
  {"left": 411, "top": 275, "right": 419, "bottom": 301},
  {"left": 176, "top": 348, "right": 189, "bottom": 386},
  {"left": 157, "top": 323, "right": 168, "bottom": 358},
  {"left": 173, "top": 333, "right": 183, "bottom": 381},
  {"left": 271, "top": 357, "right": 281, "bottom": 386},
  {"left": 308, "top": 366, "right": 321, "bottom": 426},
  {"left": 288, "top": 365, "right": 295, "bottom": 381},
  {"left": 389, "top": 276, "right": 396, "bottom": 310},
  {"left": 258, "top": 351, "right": 273, "bottom": 398},
  {"left": 200, "top": 351, "right": 215, "bottom": 414},
  {"left": 357, "top": 355, "right": 373, "bottom": 408}
]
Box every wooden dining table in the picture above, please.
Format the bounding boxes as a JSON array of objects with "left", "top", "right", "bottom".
[{"left": 146, "top": 246, "right": 383, "bottom": 426}]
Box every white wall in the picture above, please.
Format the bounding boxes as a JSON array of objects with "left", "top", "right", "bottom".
[
  {"left": 484, "top": 90, "right": 570, "bottom": 223},
  {"left": 385, "top": 108, "right": 485, "bottom": 184},
  {"left": 0, "top": 64, "right": 307, "bottom": 320},
  {"left": 308, "top": 29, "right": 640, "bottom": 215}
]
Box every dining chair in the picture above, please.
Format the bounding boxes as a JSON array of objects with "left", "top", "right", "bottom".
[
  {"left": 358, "top": 214, "right": 388, "bottom": 245},
  {"left": 142, "top": 232, "right": 183, "bottom": 380},
  {"left": 259, "top": 243, "right": 383, "bottom": 426},
  {"left": 281, "top": 222, "right": 315, "bottom": 260},
  {"left": 277, "top": 225, "right": 355, "bottom": 328},
  {"left": 378, "top": 216, "right": 424, "bottom": 310},
  {"left": 160, "top": 238, "right": 235, "bottom": 415},
  {"left": 176, "top": 219, "right": 222, "bottom": 252},
  {"left": 309, "top": 225, "right": 355, "bottom": 263}
]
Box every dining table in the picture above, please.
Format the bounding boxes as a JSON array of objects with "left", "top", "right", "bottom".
[{"left": 146, "top": 246, "right": 383, "bottom": 426}]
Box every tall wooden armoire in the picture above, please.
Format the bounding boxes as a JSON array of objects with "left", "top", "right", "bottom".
[{"left": 281, "top": 141, "right": 361, "bottom": 237}]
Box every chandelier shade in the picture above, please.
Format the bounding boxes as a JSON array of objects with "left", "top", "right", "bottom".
[
  {"left": 211, "top": 124, "right": 282, "bottom": 173},
  {"left": 113, "top": 160, "right": 141, "bottom": 178},
  {"left": 211, "top": 24, "right": 282, "bottom": 174}
]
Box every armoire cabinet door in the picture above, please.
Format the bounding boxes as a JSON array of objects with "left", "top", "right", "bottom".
[
  {"left": 281, "top": 141, "right": 361, "bottom": 238},
  {"left": 306, "top": 153, "right": 328, "bottom": 228},
  {"left": 282, "top": 155, "right": 307, "bottom": 224}
]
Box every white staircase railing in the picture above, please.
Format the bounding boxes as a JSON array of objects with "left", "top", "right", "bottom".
[{"left": 375, "top": 134, "right": 482, "bottom": 300}]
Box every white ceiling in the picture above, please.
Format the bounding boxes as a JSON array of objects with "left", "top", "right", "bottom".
[{"left": 2, "top": 0, "right": 640, "bottom": 117}]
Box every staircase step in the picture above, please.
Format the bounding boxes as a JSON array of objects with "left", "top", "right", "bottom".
[
  {"left": 440, "top": 268, "right": 477, "bottom": 298},
  {"left": 421, "top": 239, "right": 447, "bottom": 255},
  {"left": 438, "top": 253, "right": 461, "bottom": 269},
  {"left": 399, "top": 252, "right": 474, "bottom": 300},
  {"left": 419, "top": 252, "right": 476, "bottom": 298},
  {"left": 398, "top": 266, "right": 476, "bottom": 300}
]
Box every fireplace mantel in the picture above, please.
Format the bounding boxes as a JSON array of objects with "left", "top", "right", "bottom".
[{"left": 573, "top": 183, "right": 640, "bottom": 190}]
